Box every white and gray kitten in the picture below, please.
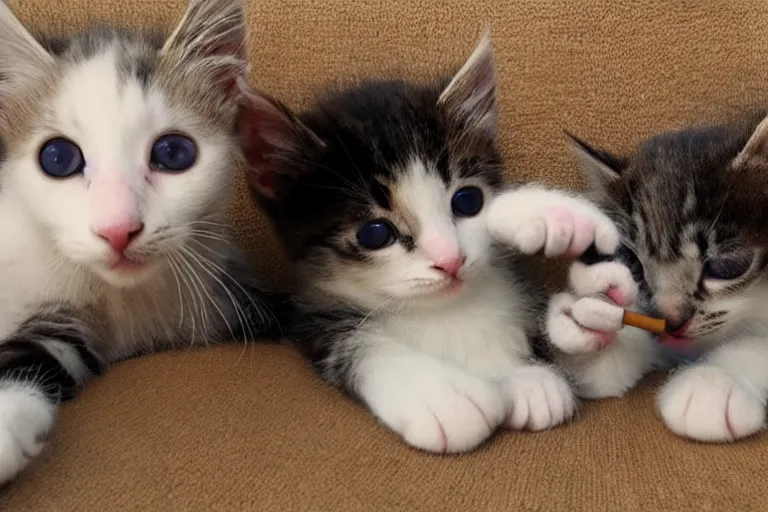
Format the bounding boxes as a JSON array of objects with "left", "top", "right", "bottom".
[
  {"left": 241, "top": 35, "right": 619, "bottom": 453},
  {"left": 547, "top": 114, "right": 768, "bottom": 443},
  {"left": 0, "top": 0, "right": 286, "bottom": 483}
]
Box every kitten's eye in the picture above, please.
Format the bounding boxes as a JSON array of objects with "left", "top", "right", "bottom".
[
  {"left": 703, "top": 254, "right": 752, "bottom": 280},
  {"left": 39, "top": 138, "right": 84, "bottom": 178},
  {"left": 451, "top": 186, "right": 484, "bottom": 217},
  {"left": 150, "top": 134, "right": 197, "bottom": 172},
  {"left": 357, "top": 219, "right": 397, "bottom": 250}
]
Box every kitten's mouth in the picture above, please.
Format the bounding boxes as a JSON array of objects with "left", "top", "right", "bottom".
[
  {"left": 659, "top": 319, "right": 693, "bottom": 347},
  {"left": 432, "top": 277, "right": 464, "bottom": 297},
  {"left": 109, "top": 255, "right": 148, "bottom": 273},
  {"left": 659, "top": 333, "right": 693, "bottom": 348}
]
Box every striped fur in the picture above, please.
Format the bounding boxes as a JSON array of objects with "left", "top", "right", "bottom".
[{"left": 546, "top": 116, "right": 768, "bottom": 443}]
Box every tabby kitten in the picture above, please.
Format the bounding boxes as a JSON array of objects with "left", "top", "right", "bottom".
[
  {"left": 547, "top": 114, "right": 768, "bottom": 442},
  {"left": 241, "top": 35, "right": 619, "bottom": 452},
  {"left": 0, "top": 0, "right": 283, "bottom": 482}
]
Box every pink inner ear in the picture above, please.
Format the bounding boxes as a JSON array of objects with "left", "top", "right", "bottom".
[
  {"left": 256, "top": 170, "right": 279, "bottom": 198},
  {"left": 241, "top": 109, "right": 281, "bottom": 198}
]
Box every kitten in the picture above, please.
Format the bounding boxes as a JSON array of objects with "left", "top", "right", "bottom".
[
  {"left": 241, "top": 34, "right": 619, "bottom": 452},
  {"left": 0, "top": 0, "right": 285, "bottom": 483},
  {"left": 546, "top": 113, "right": 768, "bottom": 442}
]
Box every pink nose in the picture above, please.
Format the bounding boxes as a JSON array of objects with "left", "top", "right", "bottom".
[
  {"left": 433, "top": 255, "right": 466, "bottom": 278},
  {"left": 94, "top": 222, "right": 144, "bottom": 253}
]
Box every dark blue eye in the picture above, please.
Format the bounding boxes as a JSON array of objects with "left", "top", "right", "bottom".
[
  {"left": 451, "top": 186, "right": 484, "bottom": 217},
  {"left": 150, "top": 134, "right": 197, "bottom": 172},
  {"left": 703, "top": 254, "right": 753, "bottom": 280},
  {"left": 357, "top": 219, "right": 397, "bottom": 250},
  {"left": 39, "top": 138, "right": 84, "bottom": 178}
]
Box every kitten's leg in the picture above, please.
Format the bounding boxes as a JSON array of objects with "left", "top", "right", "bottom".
[
  {"left": 351, "top": 335, "right": 506, "bottom": 453},
  {"left": 501, "top": 360, "right": 576, "bottom": 431},
  {"left": 546, "top": 261, "right": 659, "bottom": 398},
  {"left": 658, "top": 337, "right": 768, "bottom": 442},
  {"left": 486, "top": 185, "right": 620, "bottom": 257},
  {"left": 0, "top": 305, "right": 104, "bottom": 483}
]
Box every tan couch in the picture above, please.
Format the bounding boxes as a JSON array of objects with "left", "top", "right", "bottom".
[{"left": 2, "top": 0, "right": 768, "bottom": 510}]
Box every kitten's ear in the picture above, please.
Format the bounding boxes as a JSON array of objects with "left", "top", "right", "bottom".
[
  {"left": 238, "top": 80, "right": 324, "bottom": 199},
  {"left": 733, "top": 115, "right": 768, "bottom": 170},
  {"left": 0, "top": 2, "right": 55, "bottom": 101},
  {"left": 438, "top": 29, "right": 498, "bottom": 140},
  {"left": 160, "top": 0, "right": 247, "bottom": 96},
  {"left": 567, "top": 133, "right": 627, "bottom": 192}
]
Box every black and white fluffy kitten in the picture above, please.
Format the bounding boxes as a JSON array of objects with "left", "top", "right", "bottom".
[
  {"left": 0, "top": 0, "right": 285, "bottom": 482},
  {"left": 547, "top": 114, "right": 768, "bottom": 442},
  {"left": 242, "top": 35, "right": 619, "bottom": 452}
]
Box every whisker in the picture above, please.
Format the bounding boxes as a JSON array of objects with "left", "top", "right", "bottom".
[{"left": 179, "top": 246, "right": 242, "bottom": 344}]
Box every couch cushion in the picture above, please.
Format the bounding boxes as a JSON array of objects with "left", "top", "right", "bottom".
[{"left": 1, "top": 345, "right": 766, "bottom": 511}]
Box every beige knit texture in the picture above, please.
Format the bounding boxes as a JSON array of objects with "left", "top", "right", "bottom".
[{"left": 2, "top": 0, "right": 768, "bottom": 510}]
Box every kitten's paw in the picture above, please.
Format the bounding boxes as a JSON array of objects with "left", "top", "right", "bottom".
[
  {"left": 366, "top": 367, "right": 505, "bottom": 453},
  {"left": 0, "top": 383, "right": 56, "bottom": 483},
  {"left": 547, "top": 292, "right": 616, "bottom": 353},
  {"left": 503, "top": 365, "right": 576, "bottom": 431},
  {"left": 658, "top": 366, "right": 765, "bottom": 442},
  {"left": 486, "top": 187, "right": 619, "bottom": 257},
  {"left": 568, "top": 261, "right": 637, "bottom": 307}
]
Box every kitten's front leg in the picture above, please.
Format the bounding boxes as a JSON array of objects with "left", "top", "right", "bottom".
[
  {"left": 353, "top": 336, "right": 506, "bottom": 453},
  {"left": 546, "top": 261, "right": 659, "bottom": 398},
  {"left": 0, "top": 305, "right": 104, "bottom": 483},
  {"left": 486, "top": 185, "right": 619, "bottom": 257},
  {"left": 659, "top": 337, "right": 768, "bottom": 442},
  {"left": 501, "top": 362, "right": 576, "bottom": 431}
]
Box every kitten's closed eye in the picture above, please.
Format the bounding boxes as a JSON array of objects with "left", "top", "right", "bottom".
[{"left": 703, "top": 252, "right": 753, "bottom": 280}]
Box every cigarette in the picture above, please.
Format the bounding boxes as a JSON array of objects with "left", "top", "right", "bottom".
[
  {"left": 621, "top": 310, "right": 666, "bottom": 334},
  {"left": 570, "top": 297, "right": 667, "bottom": 335}
]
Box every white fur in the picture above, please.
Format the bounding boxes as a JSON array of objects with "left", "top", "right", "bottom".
[
  {"left": 568, "top": 261, "right": 637, "bottom": 305},
  {"left": 570, "top": 297, "right": 624, "bottom": 333},
  {"left": 546, "top": 258, "right": 661, "bottom": 397},
  {"left": 658, "top": 337, "right": 768, "bottom": 442},
  {"left": 486, "top": 185, "right": 620, "bottom": 257},
  {"left": 0, "top": 383, "right": 56, "bottom": 484},
  {"left": 358, "top": 344, "right": 506, "bottom": 453},
  {"left": 502, "top": 365, "right": 575, "bottom": 431}
]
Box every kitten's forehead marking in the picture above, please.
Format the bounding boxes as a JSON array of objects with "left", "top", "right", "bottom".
[
  {"left": 54, "top": 47, "right": 161, "bottom": 184},
  {"left": 390, "top": 157, "right": 453, "bottom": 241}
]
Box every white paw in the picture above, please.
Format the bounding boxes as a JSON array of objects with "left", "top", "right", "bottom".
[
  {"left": 486, "top": 186, "right": 619, "bottom": 257},
  {"left": 547, "top": 292, "right": 616, "bottom": 354},
  {"left": 502, "top": 365, "right": 576, "bottom": 431},
  {"left": 568, "top": 261, "right": 637, "bottom": 307},
  {"left": 0, "top": 383, "right": 56, "bottom": 484},
  {"left": 363, "top": 363, "right": 505, "bottom": 453},
  {"left": 658, "top": 366, "right": 766, "bottom": 442}
]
